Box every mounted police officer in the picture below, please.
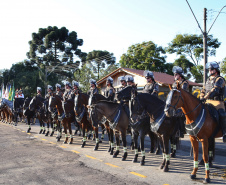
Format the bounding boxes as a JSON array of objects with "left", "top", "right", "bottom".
[
  {"left": 18, "top": 89, "right": 24, "bottom": 99},
  {"left": 62, "top": 81, "right": 72, "bottom": 101},
  {"left": 172, "top": 66, "right": 189, "bottom": 139},
  {"left": 70, "top": 80, "right": 82, "bottom": 100},
  {"left": 55, "top": 83, "right": 63, "bottom": 97},
  {"left": 172, "top": 66, "right": 189, "bottom": 91},
  {"left": 104, "top": 77, "right": 115, "bottom": 101},
  {"left": 37, "top": 87, "right": 42, "bottom": 97},
  {"left": 142, "top": 71, "right": 159, "bottom": 96},
  {"left": 87, "top": 79, "right": 99, "bottom": 96},
  {"left": 45, "top": 85, "right": 54, "bottom": 99},
  {"left": 118, "top": 76, "right": 127, "bottom": 91},
  {"left": 126, "top": 75, "right": 135, "bottom": 87},
  {"left": 200, "top": 61, "right": 226, "bottom": 143}
]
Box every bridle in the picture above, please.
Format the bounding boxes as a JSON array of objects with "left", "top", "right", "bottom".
[{"left": 165, "top": 89, "right": 201, "bottom": 116}]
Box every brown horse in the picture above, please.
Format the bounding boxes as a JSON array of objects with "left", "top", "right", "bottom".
[
  {"left": 164, "top": 84, "right": 223, "bottom": 183},
  {"left": 89, "top": 100, "right": 129, "bottom": 160},
  {"left": 0, "top": 99, "right": 14, "bottom": 124}
]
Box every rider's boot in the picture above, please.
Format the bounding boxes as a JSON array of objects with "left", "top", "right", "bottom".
[{"left": 218, "top": 108, "right": 226, "bottom": 143}]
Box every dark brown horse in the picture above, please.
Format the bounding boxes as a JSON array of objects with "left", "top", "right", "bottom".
[
  {"left": 116, "top": 86, "right": 161, "bottom": 165},
  {"left": 23, "top": 97, "right": 35, "bottom": 133},
  {"left": 48, "top": 94, "right": 64, "bottom": 141},
  {"left": 88, "top": 93, "right": 114, "bottom": 153},
  {"left": 164, "top": 84, "right": 223, "bottom": 183},
  {"left": 129, "top": 87, "right": 179, "bottom": 171},
  {"left": 89, "top": 100, "right": 129, "bottom": 161},
  {"left": 74, "top": 92, "right": 96, "bottom": 148},
  {"left": 0, "top": 99, "right": 14, "bottom": 124}
]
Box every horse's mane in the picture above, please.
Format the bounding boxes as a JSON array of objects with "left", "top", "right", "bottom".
[
  {"left": 138, "top": 93, "right": 165, "bottom": 106},
  {"left": 180, "top": 88, "right": 201, "bottom": 102}
]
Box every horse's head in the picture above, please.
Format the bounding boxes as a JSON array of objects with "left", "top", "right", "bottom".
[
  {"left": 89, "top": 104, "right": 102, "bottom": 127},
  {"left": 130, "top": 88, "right": 144, "bottom": 123},
  {"left": 74, "top": 93, "right": 86, "bottom": 117},
  {"left": 63, "top": 98, "right": 74, "bottom": 118},
  {"left": 116, "top": 86, "right": 133, "bottom": 101},
  {"left": 164, "top": 85, "right": 184, "bottom": 117},
  {"left": 29, "top": 96, "right": 37, "bottom": 111},
  {"left": 48, "top": 95, "right": 56, "bottom": 112}
]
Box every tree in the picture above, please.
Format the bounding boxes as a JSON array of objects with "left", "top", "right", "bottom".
[
  {"left": 73, "top": 64, "right": 96, "bottom": 93},
  {"left": 167, "top": 34, "right": 221, "bottom": 81},
  {"left": 119, "top": 41, "right": 168, "bottom": 73},
  {"left": 221, "top": 57, "right": 226, "bottom": 78},
  {"left": 99, "top": 63, "right": 120, "bottom": 79},
  {"left": 86, "top": 50, "right": 116, "bottom": 80},
  {"left": 26, "top": 26, "right": 86, "bottom": 66}
]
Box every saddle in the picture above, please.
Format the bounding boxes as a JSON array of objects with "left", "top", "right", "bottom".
[{"left": 206, "top": 103, "right": 219, "bottom": 125}]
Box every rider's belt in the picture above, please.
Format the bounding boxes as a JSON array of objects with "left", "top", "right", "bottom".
[{"left": 206, "top": 99, "right": 225, "bottom": 111}]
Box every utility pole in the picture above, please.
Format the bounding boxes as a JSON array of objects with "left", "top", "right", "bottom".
[{"left": 203, "top": 8, "right": 207, "bottom": 84}]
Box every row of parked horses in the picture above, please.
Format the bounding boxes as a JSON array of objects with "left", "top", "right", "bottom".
[{"left": 0, "top": 83, "right": 222, "bottom": 183}]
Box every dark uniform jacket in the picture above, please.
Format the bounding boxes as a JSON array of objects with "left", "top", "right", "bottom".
[
  {"left": 118, "top": 84, "right": 127, "bottom": 91},
  {"left": 45, "top": 92, "right": 53, "bottom": 99},
  {"left": 87, "top": 87, "right": 99, "bottom": 96},
  {"left": 56, "top": 90, "right": 63, "bottom": 98},
  {"left": 172, "top": 79, "right": 189, "bottom": 92},
  {"left": 142, "top": 82, "right": 159, "bottom": 96},
  {"left": 63, "top": 89, "right": 73, "bottom": 101},
  {"left": 104, "top": 86, "right": 115, "bottom": 101},
  {"left": 37, "top": 93, "right": 42, "bottom": 97},
  {"left": 201, "top": 75, "right": 225, "bottom": 101}
]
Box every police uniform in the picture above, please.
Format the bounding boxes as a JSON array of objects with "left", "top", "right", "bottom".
[
  {"left": 200, "top": 62, "right": 226, "bottom": 142},
  {"left": 142, "top": 82, "right": 159, "bottom": 96},
  {"left": 63, "top": 88, "right": 73, "bottom": 101},
  {"left": 87, "top": 87, "right": 99, "bottom": 96},
  {"left": 104, "top": 86, "right": 115, "bottom": 101},
  {"left": 56, "top": 90, "right": 63, "bottom": 97},
  {"left": 172, "top": 79, "right": 189, "bottom": 92}
]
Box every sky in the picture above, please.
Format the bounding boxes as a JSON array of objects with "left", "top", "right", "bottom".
[{"left": 0, "top": 0, "right": 225, "bottom": 70}]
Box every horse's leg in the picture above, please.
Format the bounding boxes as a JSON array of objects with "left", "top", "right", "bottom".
[
  {"left": 94, "top": 127, "right": 99, "bottom": 151},
  {"left": 50, "top": 119, "right": 54, "bottom": 136},
  {"left": 190, "top": 135, "right": 199, "bottom": 180},
  {"left": 106, "top": 126, "right": 111, "bottom": 152},
  {"left": 39, "top": 117, "right": 43, "bottom": 134},
  {"left": 170, "top": 136, "right": 177, "bottom": 158},
  {"left": 121, "top": 130, "right": 127, "bottom": 161},
  {"left": 99, "top": 124, "right": 105, "bottom": 143},
  {"left": 162, "top": 136, "right": 170, "bottom": 172},
  {"left": 63, "top": 122, "right": 68, "bottom": 144},
  {"left": 42, "top": 120, "right": 46, "bottom": 134},
  {"left": 208, "top": 138, "right": 215, "bottom": 168},
  {"left": 140, "top": 130, "right": 146, "bottom": 166},
  {"left": 132, "top": 130, "right": 139, "bottom": 163},
  {"left": 56, "top": 120, "right": 62, "bottom": 142},
  {"left": 109, "top": 128, "right": 115, "bottom": 155},
  {"left": 68, "top": 122, "right": 73, "bottom": 144},
  {"left": 148, "top": 131, "right": 155, "bottom": 153},
  {"left": 81, "top": 123, "right": 86, "bottom": 148},
  {"left": 201, "top": 138, "right": 211, "bottom": 183},
  {"left": 159, "top": 136, "right": 166, "bottom": 169},
  {"left": 45, "top": 121, "right": 50, "bottom": 136},
  {"left": 113, "top": 131, "right": 120, "bottom": 158},
  {"left": 27, "top": 116, "right": 31, "bottom": 133}
]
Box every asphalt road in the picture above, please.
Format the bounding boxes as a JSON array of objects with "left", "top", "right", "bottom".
[{"left": 0, "top": 121, "right": 225, "bottom": 185}]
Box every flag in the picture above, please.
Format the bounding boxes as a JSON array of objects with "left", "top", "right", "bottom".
[
  {"left": 5, "top": 84, "right": 10, "bottom": 100},
  {"left": 9, "top": 82, "right": 15, "bottom": 101}
]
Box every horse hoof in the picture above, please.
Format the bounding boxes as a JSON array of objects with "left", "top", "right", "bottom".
[
  {"left": 155, "top": 149, "right": 160, "bottom": 155},
  {"left": 42, "top": 130, "right": 46, "bottom": 134},
  {"left": 63, "top": 141, "right": 67, "bottom": 144},
  {"left": 163, "top": 166, "right": 169, "bottom": 172},
  {"left": 45, "top": 131, "right": 49, "bottom": 136},
  {"left": 39, "top": 129, "right": 43, "bottom": 134},
  {"left": 69, "top": 141, "right": 72, "bottom": 144},
  {"left": 110, "top": 148, "right": 114, "bottom": 155},
  {"left": 122, "top": 152, "right": 127, "bottom": 161},
  {"left": 50, "top": 131, "right": 54, "bottom": 137},
  {"left": 140, "top": 161, "right": 145, "bottom": 166},
  {"left": 190, "top": 174, "right": 196, "bottom": 179},
  {"left": 108, "top": 147, "right": 111, "bottom": 152},
  {"left": 170, "top": 150, "right": 176, "bottom": 158},
  {"left": 56, "top": 138, "right": 60, "bottom": 142},
  {"left": 98, "top": 140, "right": 102, "bottom": 143},
  {"left": 113, "top": 150, "right": 119, "bottom": 158},
  {"left": 74, "top": 130, "right": 78, "bottom": 135},
  {"left": 203, "top": 178, "right": 210, "bottom": 184},
  {"left": 160, "top": 164, "right": 164, "bottom": 169},
  {"left": 81, "top": 142, "right": 86, "bottom": 148},
  {"left": 27, "top": 128, "right": 31, "bottom": 133},
  {"left": 209, "top": 162, "right": 213, "bottom": 168},
  {"left": 88, "top": 134, "right": 92, "bottom": 140}
]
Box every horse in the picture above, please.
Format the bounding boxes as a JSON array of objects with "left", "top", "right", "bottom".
[
  {"left": 129, "top": 87, "right": 180, "bottom": 171},
  {"left": 29, "top": 96, "right": 47, "bottom": 134},
  {"left": 164, "top": 84, "right": 223, "bottom": 183},
  {"left": 74, "top": 92, "right": 96, "bottom": 148},
  {"left": 23, "top": 97, "right": 35, "bottom": 133},
  {"left": 0, "top": 99, "right": 14, "bottom": 124},
  {"left": 13, "top": 98, "right": 24, "bottom": 126},
  {"left": 116, "top": 86, "right": 161, "bottom": 165},
  {"left": 48, "top": 94, "right": 64, "bottom": 142},
  {"left": 61, "top": 98, "right": 77, "bottom": 144},
  {"left": 89, "top": 100, "right": 129, "bottom": 161}
]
